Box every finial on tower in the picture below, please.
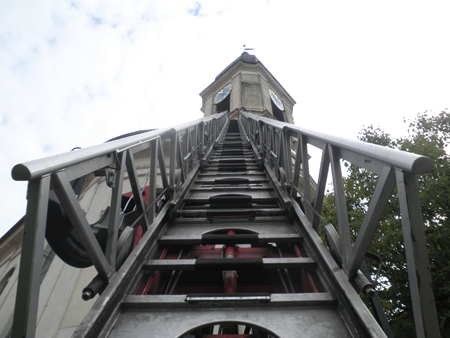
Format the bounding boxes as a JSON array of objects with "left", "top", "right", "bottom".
[{"left": 242, "top": 44, "right": 255, "bottom": 53}]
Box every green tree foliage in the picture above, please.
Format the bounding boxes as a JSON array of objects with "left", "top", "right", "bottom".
[{"left": 321, "top": 109, "right": 450, "bottom": 337}]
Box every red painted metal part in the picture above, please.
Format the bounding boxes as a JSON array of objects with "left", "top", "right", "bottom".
[
  {"left": 122, "top": 186, "right": 159, "bottom": 217},
  {"left": 132, "top": 226, "right": 143, "bottom": 250},
  {"left": 202, "top": 335, "right": 252, "bottom": 338},
  {"left": 134, "top": 232, "right": 325, "bottom": 295},
  {"left": 134, "top": 248, "right": 168, "bottom": 295},
  {"left": 224, "top": 231, "right": 237, "bottom": 294},
  {"left": 141, "top": 245, "right": 291, "bottom": 294},
  {"left": 122, "top": 186, "right": 150, "bottom": 204},
  {"left": 294, "top": 244, "right": 318, "bottom": 293}
]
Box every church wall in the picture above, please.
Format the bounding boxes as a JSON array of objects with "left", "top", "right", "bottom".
[
  {"left": 35, "top": 258, "right": 83, "bottom": 338},
  {"left": 285, "top": 104, "right": 294, "bottom": 124},
  {"left": 260, "top": 78, "right": 272, "bottom": 113},
  {"left": 241, "top": 72, "right": 259, "bottom": 83},
  {"left": 204, "top": 96, "right": 213, "bottom": 117},
  {"left": 240, "top": 71, "right": 262, "bottom": 112},
  {"left": 200, "top": 58, "right": 296, "bottom": 124},
  {"left": 241, "top": 83, "right": 262, "bottom": 111},
  {"left": 54, "top": 266, "right": 98, "bottom": 338},
  {"left": 230, "top": 74, "right": 240, "bottom": 112},
  {"left": 0, "top": 254, "right": 19, "bottom": 338}
]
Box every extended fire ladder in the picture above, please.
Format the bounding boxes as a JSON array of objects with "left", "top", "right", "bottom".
[{"left": 10, "top": 111, "right": 439, "bottom": 337}]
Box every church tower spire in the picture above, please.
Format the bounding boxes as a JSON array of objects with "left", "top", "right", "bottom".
[{"left": 200, "top": 52, "right": 296, "bottom": 123}]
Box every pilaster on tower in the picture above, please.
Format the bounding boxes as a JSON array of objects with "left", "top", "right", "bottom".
[{"left": 200, "top": 52, "right": 296, "bottom": 123}]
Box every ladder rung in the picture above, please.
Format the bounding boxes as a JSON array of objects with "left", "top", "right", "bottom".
[
  {"left": 203, "top": 167, "right": 261, "bottom": 172},
  {"left": 175, "top": 208, "right": 286, "bottom": 217},
  {"left": 122, "top": 293, "right": 336, "bottom": 309},
  {"left": 208, "top": 158, "right": 256, "bottom": 163},
  {"left": 190, "top": 186, "right": 271, "bottom": 192},
  {"left": 158, "top": 233, "right": 301, "bottom": 245},
  {"left": 143, "top": 257, "right": 316, "bottom": 271},
  {"left": 198, "top": 172, "right": 265, "bottom": 177},
  {"left": 185, "top": 293, "right": 271, "bottom": 303},
  {"left": 195, "top": 178, "right": 268, "bottom": 184},
  {"left": 194, "top": 186, "right": 260, "bottom": 190},
  {"left": 183, "top": 192, "right": 277, "bottom": 201}
]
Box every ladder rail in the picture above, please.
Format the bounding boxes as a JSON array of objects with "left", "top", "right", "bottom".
[
  {"left": 12, "top": 112, "right": 228, "bottom": 182},
  {"left": 10, "top": 112, "right": 229, "bottom": 338},
  {"left": 240, "top": 111, "right": 431, "bottom": 175},
  {"left": 9, "top": 109, "right": 439, "bottom": 337},
  {"left": 239, "top": 112, "right": 439, "bottom": 338}
]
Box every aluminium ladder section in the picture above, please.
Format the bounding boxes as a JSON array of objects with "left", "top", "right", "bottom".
[{"left": 78, "top": 120, "right": 364, "bottom": 338}]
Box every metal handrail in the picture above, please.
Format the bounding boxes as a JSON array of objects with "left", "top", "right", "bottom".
[
  {"left": 12, "top": 112, "right": 228, "bottom": 181},
  {"left": 239, "top": 111, "right": 439, "bottom": 338},
  {"left": 10, "top": 111, "right": 229, "bottom": 338},
  {"left": 240, "top": 112, "right": 431, "bottom": 174}
]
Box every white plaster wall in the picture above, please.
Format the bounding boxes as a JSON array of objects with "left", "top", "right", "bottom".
[
  {"left": 35, "top": 258, "right": 81, "bottom": 338},
  {"left": 0, "top": 253, "right": 20, "bottom": 338}
]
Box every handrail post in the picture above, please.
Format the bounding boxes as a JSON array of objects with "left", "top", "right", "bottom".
[
  {"left": 282, "top": 127, "right": 292, "bottom": 185},
  {"left": 125, "top": 150, "right": 149, "bottom": 232},
  {"left": 12, "top": 176, "right": 50, "bottom": 338},
  {"left": 328, "top": 144, "right": 352, "bottom": 265},
  {"left": 106, "top": 151, "right": 127, "bottom": 268},
  {"left": 257, "top": 120, "right": 262, "bottom": 154},
  {"left": 169, "top": 131, "right": 177, "bottom": 188},
  {"left": 148, "top": 139, "right": 158, "bottom": 222},
  {"left": 312, "top": 145, "right": 330, "bottom": 230},
  {"left": 300, "top": 134, "right": 313, "bottom": 221},
  {"left": 396, "top": 170, "right": 440, "bottom": 338}
]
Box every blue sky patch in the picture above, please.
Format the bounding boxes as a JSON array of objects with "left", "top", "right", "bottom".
[
  {"left": 47, "top": 38, "right": 56, "bottom": 46},
  {"left": 188, "top": 2, "right": 201, "bottom": 16},
  {"left": 91, "top": 16, "right": 102, "bottom": 25}
]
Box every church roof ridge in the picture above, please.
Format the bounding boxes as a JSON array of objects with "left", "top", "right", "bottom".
[{"left": 215, "top": 52, "right": 260, "bottom": 80}]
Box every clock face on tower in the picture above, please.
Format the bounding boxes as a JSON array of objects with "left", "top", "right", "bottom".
[
  {"left": 214, "top": 84, "right": 232, "bottom": 104},
  {"left": 269, "top": 89, "right": 284, "bottom": 111}
]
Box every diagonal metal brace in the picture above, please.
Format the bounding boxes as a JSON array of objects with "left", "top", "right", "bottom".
[{"left": 52, "top": 170, "right": 114, "bottom": 280}]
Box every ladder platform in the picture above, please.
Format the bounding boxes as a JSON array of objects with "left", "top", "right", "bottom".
[{"left": 107, "top": 307, "right": 352, "bottom": 338}]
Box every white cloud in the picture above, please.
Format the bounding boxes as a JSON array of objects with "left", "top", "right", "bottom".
[{"left": 0, "top": 0, "right": 449, "bottom": 236}]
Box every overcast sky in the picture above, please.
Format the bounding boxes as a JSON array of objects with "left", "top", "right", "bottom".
[{"left": 1, "top": 0, "right": 449, "bottom": 237}]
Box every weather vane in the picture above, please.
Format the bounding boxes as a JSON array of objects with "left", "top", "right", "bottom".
[{"left": 242, "top": 44, "right": 255, "bottom": 52}]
